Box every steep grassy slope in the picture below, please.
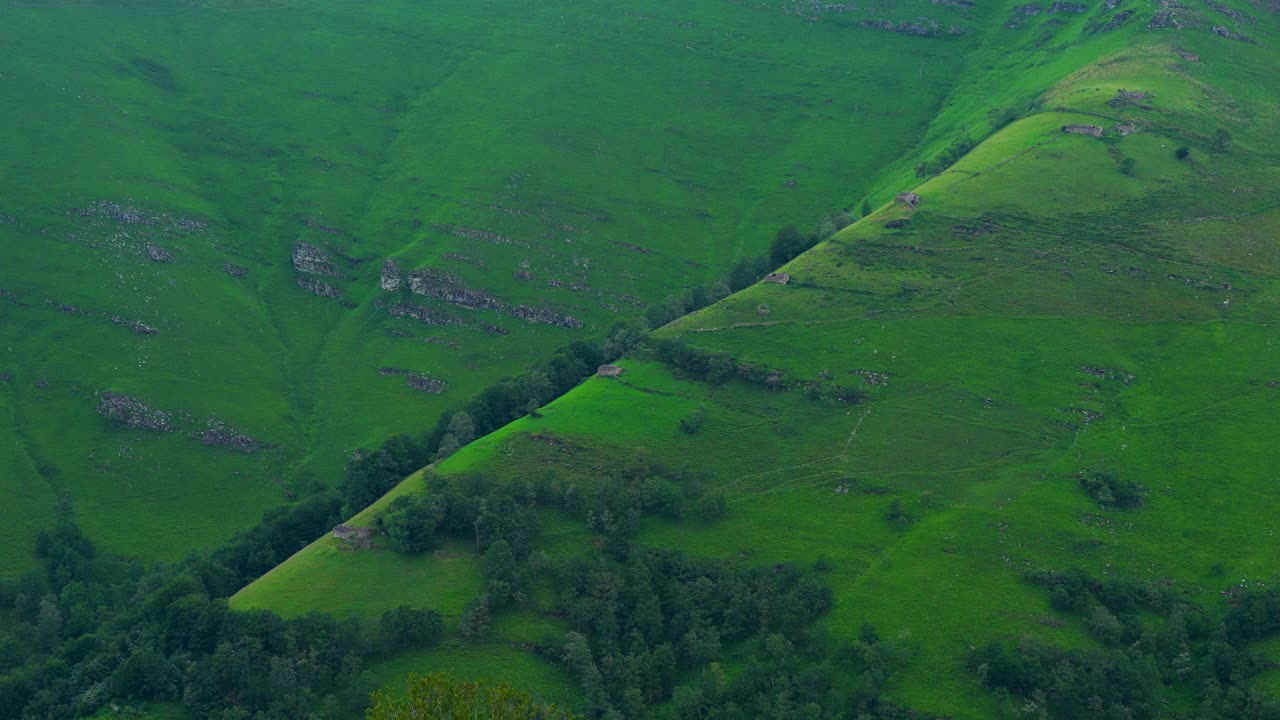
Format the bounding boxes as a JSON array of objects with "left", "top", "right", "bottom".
[
  {"left": 235, "top": 1, "right": 1280, "bottom": 715},
  {"left": 0, "top": 0, "right": 983, "bottom": 570}
]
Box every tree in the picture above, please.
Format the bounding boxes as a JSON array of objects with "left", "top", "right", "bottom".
[
  {"left": 1175, "top": 146, "right": 1190, "bottom": 160},
  {"left": 860, "top": 199, "right": 873, "bottom": 217},
  {"left": 379, "top": 606, "right": 444, "bottom": 651},
  {"left": 447, "top": 411, "right": 477, "bottom": 445},
  {"left": 769, "top": 225, "right": 809, "bottom": 267},
  {"left": 367, "top": 673, "right": 581, "bottom": 720}
]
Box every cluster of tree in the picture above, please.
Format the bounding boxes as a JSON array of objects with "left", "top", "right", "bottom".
[
  {"left": 915, "top": 134, "right": 976, "bottom": 178},
  {"left": 1076, "top": 470, "right": 1146, "bottom": 510},
  {"left": 646, "top": 336, "right": 866, "bottom": 405},
  {"left": 548, "top": 549, "right": 941, "bottom": 720},
  {"left": 0, "top": 516, "right": 448, "bottom": 720},
  {"left": 971, "top": 567, "right": 1280, "bottom": 719},
  {"left": 377, "top": 474, "right": 540, "bottom": 561}
]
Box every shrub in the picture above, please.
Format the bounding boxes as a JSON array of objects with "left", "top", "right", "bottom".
[{"left": 1175, "top": 146, "right": 1190, "bottom": 160}]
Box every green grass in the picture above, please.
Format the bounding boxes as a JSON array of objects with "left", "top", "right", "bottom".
[
  {"left": 235, "top": 7, "right": 1280, "bottom": 715},
  {"left": 0, "top": 0, "right": 986, "bottom": 567}
]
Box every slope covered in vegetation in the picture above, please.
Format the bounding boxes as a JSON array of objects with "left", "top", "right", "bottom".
[
  {"left": 0, "top": 0, "right": 984, "bottom": 572},
  {"left": 233, "top": 1, "right": 1280, "bottom": 717}
]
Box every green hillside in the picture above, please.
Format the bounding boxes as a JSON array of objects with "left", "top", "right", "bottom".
[
  {"left": 0, "top": 0, "right": 985, "bottom": 571},
  {"left": 233, "top": 2, "right": 1280, "bottom": 717}
]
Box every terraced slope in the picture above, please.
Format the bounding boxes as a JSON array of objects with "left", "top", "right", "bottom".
[
  {"left": 0, "top": 0, "right": 985, "bottom": 571},
  {"left": 235, "top": 1, "right": 1280, "bottom": 716}
]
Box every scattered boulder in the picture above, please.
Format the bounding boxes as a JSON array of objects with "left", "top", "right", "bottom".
[
  {"left": 223, "top": 263, "right": 248, "bottom": 277},
  {"left": 406, "top": 374, "right": 447, "bottom": 394},
  {"left": 1062, "top": 124, "right": 1104, "bottom": 137},
  {"left": 194, "top": 418, "right": 268, "bottom": 453},
  {"left": 380, "top": 260, "right": 403, "bottom": 291},
  {"left": 764, "top": 272, "right": 791, "bottom": 285},
  {"left": 895, "top": 192, "right": 921, "bottom": 208},
  {"left": 597, "top": 364, "right": 624, "bottom": 378},
  {"left": 97, "top": 392, "right": 173, "bottom": 431}
]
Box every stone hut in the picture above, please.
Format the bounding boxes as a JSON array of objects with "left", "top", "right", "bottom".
[
  {"left": 895, "top": 192, "right": 921, "bottom": 208},
  {"left": 1115, "top": 123, "right": 1137, "bottom": 136},
  {"left": 1062, "top": 124, "right": 1103, "bottom": 137},
  {"left": 597, "top": 364, "right": 624, "bottom": 378},
  {"left": 764, "top": 272, "right": 790, "bottom": 285}
]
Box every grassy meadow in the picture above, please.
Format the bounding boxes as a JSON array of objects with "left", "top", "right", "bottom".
[{"left": 234, "top": 2, "right": 1280, "bottom": 715}]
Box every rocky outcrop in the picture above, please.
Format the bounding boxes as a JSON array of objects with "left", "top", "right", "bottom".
[
  {"left": 379, "top": 367, "right": 448, "bottom": 394},
  {"left": 863, "top": 17, "right": 967, "bottom": 36},
  {"left": 146, "top": 245, "right": 173, "bottom": 263},
  {"left": 194, "top": 419, "right": 269, "bottom": 453},
  {"left": 1048, "top": 2, "right": 1088, "bottom": 12},
  {"left": 98, "top": 392, "right": 173, "bottom": 431},
  {"left": 110, "top": 316, "right": 159, "bottom": 335},
  {"left": 510, "top": 305, "right": 583, "bottom": 329},
  {"left": 297, "top": 278, "right": 342, "bottom": 299},
  {"left": 292, "top": 241, "right": 339, "bottom": 276},
  {"left": 765, "top": 273, "right": 791, "bottom": 285},
  {"left": 223, "top": 263, "right": 248, "bottom": 277},
  {"left": 380, "top": 260, "right": 403, "bottom": 291},
  {"left": 1017, "top": 3, "right": 1044, "bottom": 14},
  {"left": 1211, "top": 24, "right": 1254, "bottom": 42},
  {"left": 896, "top": 192, "right": 921, "bottom": 208},
  {"left": 408, "top": 270, "right": 505, "bottom": 310},
  {"left": 387, "top": 302, "right": 465, "bottom": 327},
  {"left": 430, "top": 223, "right": 521, "bottom": 246},
  {"left": 1094, "top": 9, "right": 1134, "bottom": 30}
]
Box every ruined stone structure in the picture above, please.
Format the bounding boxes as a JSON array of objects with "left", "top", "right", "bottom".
[
  {"left": 1062, "top": 124, "right": 1104, "bottom": 137},
  {"left": 597, "top": 364, "right": 624, "bottom": 378},
  {"left": 764, "top": 273, "right": 791, "bottom": 285},
  {"left": 895, "top": 192, "right": 921, "bottom": 208},
  {"left": 1115, "top": 123, "right": 1138, "bottom": 136}
]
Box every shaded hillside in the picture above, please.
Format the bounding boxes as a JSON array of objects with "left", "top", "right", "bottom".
[
  {"left": 235, "top": 2, "right": 1280, "bottom": 716},
  {"left": 0, "top": 0, "right": 982, "bottom": 570}
]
